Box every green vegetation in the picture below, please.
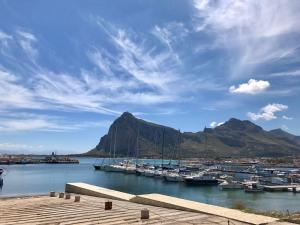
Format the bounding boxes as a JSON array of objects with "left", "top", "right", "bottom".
[{"left": 232, "top": 201, "right": 300, "bottom": 224}]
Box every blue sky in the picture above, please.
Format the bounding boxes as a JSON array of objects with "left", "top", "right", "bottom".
[{"left": 0, "top": 0, "right": 300, "bottom": 154}]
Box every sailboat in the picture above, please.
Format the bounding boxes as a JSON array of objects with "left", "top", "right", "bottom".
[
  {"left": 94, "top": 127, "right": 114, "bottom": 171},
  {"left": 164, "top": 130, "right": 184, "bottom": 182}
]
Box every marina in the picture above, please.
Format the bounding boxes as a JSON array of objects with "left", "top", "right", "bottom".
[
  {"left": 93, "top": 158, "right": 300, "bottom": 193},
  {"left": 1, "top": 157, "right": 300, "bottom": 213}
]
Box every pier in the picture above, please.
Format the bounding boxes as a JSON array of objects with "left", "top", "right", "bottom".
[
  {"left": 0, "top": 182, "right": 295, "bottom": 224},
  {"left": 263, "top": 184, "right": 300, "bottom": 192},
  {"left": 0, "top": 153, "right": 79, "bottom": 165}
]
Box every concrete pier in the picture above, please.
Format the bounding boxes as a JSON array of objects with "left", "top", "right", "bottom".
[
  {"left": 65, "top": 182, "right": 282, "bottom": 225},
  {"left": 1, "top": 195, "right": 291, "bottom": 225},
  {"left": 65, "top": 182, "right": 135, "bottom": 201},
  {"left": 263, "top": 185, "right": 300, "bottom": 192}
]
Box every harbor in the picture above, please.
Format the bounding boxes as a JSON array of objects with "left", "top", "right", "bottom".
[
  {"left": 93, "top": 158, "right": 300, "bottom": 194},
  {"left": 1, "top": 157, "right": 300, "bottom": 213}
]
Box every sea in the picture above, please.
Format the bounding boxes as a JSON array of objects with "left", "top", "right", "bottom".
[{"left": 0, "top": 157, "right": 299, "bottom": 212}]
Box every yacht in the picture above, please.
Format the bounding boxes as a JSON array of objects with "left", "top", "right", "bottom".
[
  {"left": 154, "top": 169, "right": 163, "bottom": 178},
  {"left": 184, "top": 172, "right": 219, "bottom": 185},
  {"left": 244, "top": 182, "right": 264, "bottom": 193},
  {"left": 164, "top": 172, "right": 183, "bottom": 182},
  {"left": 219, "top": 177, "right": 242, "bottom": 190},
  {"left": 143, "top": 166, "right": 155, "bottom": 177}
]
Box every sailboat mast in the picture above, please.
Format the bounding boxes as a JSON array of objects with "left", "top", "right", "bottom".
[
  {"left": 161, "top": 128, "right": 165, "bottom": 168},
  {"left": 135, "top": 125, "right": 140, "bottom": 165},
  {"left": 113, "top": 126, "right": 118, "bottom": 161},
  {"left": 109, "top": 129, "right": 113, "bottom": 164},
  {"left": 178, "top": 129, "right": 181, "bottom": 167}
]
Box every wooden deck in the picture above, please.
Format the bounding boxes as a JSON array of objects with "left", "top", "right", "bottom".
[{"left": 0, "top": 195, "right": 251, "bottom": 225}]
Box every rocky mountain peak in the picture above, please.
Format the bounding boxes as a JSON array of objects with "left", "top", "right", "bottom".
[{"left": 217, "top": 118, "right": 263, "bottom": 133}]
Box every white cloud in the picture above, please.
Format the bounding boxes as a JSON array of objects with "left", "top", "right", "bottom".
[
  {"left": 282, "top": 115, "right": 293, "bottom": 120},
  {"left": 281, "top": 124, "right": 289, "bottom": 131},
  {"left": 193, "top": 0, "right": 300, "bottom": 78},
  {"left": 17, "top": 30, "right": 38, "bottom": 59},
  {"left": 247, "top": 103, "right": 288, "bottom": 121},
  {"left": 210, "top": 121, "right": 224, "bottom": 128},
  {"left": 229, "top": 79, "right": 270, "bottom": 94}
]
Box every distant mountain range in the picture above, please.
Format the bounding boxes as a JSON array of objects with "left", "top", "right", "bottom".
[{"left": 87, "top": 112, "right": 300, "bottom": 158}]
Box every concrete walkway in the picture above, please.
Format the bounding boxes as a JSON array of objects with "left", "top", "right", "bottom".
[
  {"left": 132, "top": 194, "right": 278, "bottom": 225},
  {"left": 65, "top": 182, "right": 135, "bottom": 201},
  {"left": 65, "top": 182, "right": 284, "bottom": 225}
]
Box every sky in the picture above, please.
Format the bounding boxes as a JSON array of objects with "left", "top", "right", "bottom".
[{"left": 0, "top": 0, "right": 300, "bottom": 154}]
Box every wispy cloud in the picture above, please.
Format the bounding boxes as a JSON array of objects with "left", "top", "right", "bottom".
[
  {"left": 229, "top": 79, "right": 270, "bottom": 94},
  {"left": 0, "top": 30, "right": 12, "bottom": 47},
  {"left": 193, "top": 0, "right": 300, "bottom": 79},
  {"left": 17, "top": 30, "right": 38, "bottom": 59},
  {"left": 0, "top": 142, "right": 43, "bottom": 150},
  {"left": 282, "top": 115, "right": 293, "bottom": 120},
  {"left": 0, "top": 112, "right": 111, "bottom": 132},
  {"left": 270, "top": 69, "right": 300, "bottom": 77},
  {"left": 247, "top": 103, "right": 288, "bottom": 121}
]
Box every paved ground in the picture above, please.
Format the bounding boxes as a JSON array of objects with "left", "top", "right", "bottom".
[{"left": 0, "top": 195, "right": 249, "bottom": 225}]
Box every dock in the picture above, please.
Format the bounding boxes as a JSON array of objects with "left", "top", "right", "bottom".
[
  {"left": 263, "top": 184, "right": 300, "bottom": 192},
  {"left": 0, "top": 194, "right": 290, "bottom": 225},
  {"left": 0, "top": 182, "right": 295, "bottom": 225}
]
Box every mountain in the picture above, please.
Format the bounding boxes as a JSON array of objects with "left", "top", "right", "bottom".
[{"left": 89, "top": 112, "right": 300, "bottom": 158}]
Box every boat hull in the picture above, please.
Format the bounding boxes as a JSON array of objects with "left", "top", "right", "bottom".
[{"left": 184, "top": 178, "right": 219, "bottom": 185}]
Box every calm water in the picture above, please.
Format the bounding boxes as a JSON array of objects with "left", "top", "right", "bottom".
[{"left": 0, "top": 157, "right": 299, "bottom": 212}]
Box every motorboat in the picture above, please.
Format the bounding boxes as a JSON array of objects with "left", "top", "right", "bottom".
[
  {"left": 219, "top": 176, "right": 242, "bottom": 190},
  {"left": 164, "top": 172, "right": 183, "bottom": 182},
  {"left": 154, "top": 169, "right": 163, "bottom": 178},
  {"left": 124, "top": 166, "right": 136, "bottom": 174},
  {"left": 244, "top": 182, "right": 264, "bottom": 193},
  {"left": 143, "top": 166, "right": 155, "bottom": 177},
  {"left": 94, "top": 165, "right": 104, "bottom": 170},
  {"left": 184, "top": 172, "right": 219, "bottom": 185},
  {"left": 0, "top": 168, "right": 3, "bottom": 175}
]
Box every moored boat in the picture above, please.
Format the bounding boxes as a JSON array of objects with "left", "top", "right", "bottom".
[
  {"left": 184, "top": 172, "right": 219, "bottom": 185},
  {"left": 244, "top": 182, "right": 264, "bottom": 193},
  {"left": 219, "top": 177, "right": 242, "bottom": 190},
  {"left": 164, "top": 172, "right": 183, "bottom": 182}
]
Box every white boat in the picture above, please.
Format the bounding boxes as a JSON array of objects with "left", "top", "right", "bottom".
[
  {"left": 184, "top": 172, "right": 219, "bottom": 185},
  {"left": 164, "top": 172, "right": 183, "bottom": 182},
  {"left": 104, "top": 164, "right": 125, "bottom": 172},
  {"left": 153, "top": 169, "right": 162, "bottom": 178},
  {"left": 124, "top": 166, "right": 136, "bottom": 174},
  {"left": 136, "top": 167, "right": 144, "bottom": 175},
  {"left": 219, "top": 176, "right": 242, "bottom": 190},
  {"left": 244, "top": 182, "right": 264, "bottom": 193},
  {"left": 144, "top": 168, "right": 155, "bottom": 177}
]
